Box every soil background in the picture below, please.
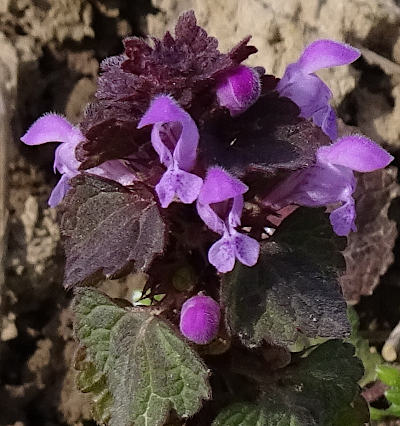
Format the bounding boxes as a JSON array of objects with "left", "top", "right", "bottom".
[{"left": 1, "top": 0, "right": 400, "bottom": 425}]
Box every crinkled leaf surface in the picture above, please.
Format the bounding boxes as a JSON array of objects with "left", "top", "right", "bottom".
[
  {"left": 346, "top": 306, "right": 382, "bottom": 386},
  {"left": 74, "top": 347, "right": 113, "bottom": 424},
  {"left": 78, "top": 10, "right": 255, "bottom": 168},
  {"left": 222, "top": 208, "right": 349, "bottom": 347},
  {"left": 341, "top": 167, "right": 400, "bottom": 303},
  {"left": 199, "top": 85, "right": 330, "bottom": 179},
  {"left": 59, "top": 174, "right": 166, "bottom": 288},
  {"left": 73, "top": 288, "right": 211, "bottom": 426},
  {"left": 213, "top": 341, "right": 368, "bottom": 426}
]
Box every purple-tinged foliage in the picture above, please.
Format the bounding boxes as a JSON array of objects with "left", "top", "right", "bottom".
[
  {"left": 77, "top": 11, "right": 257, "bottom": 170},
  {"left": 197, "top": 167, "right": 259, "bottom": 273},
  {"left": 199, "top": 80, "right": 331, "bottom": 179},
  {"left": 264, "top": 135, "right": 393, "bottom": 236},
  {"left": 216, "top": 65, "right": 261, "bottom": 116},
  {"left": 138, "top": 95, "right": 203, "bottom": 207},
  {"left": 21, "top": 114, "right": 134, "bottom": 207},
  {"left": 277, "top": 40, "right": 360, "bottom": 140},
  {"left": 180, "top": 295, "right": 220, "bottom": 344},
  {"left": 59, "top": 174, "right": 166, "bottom": 288}
]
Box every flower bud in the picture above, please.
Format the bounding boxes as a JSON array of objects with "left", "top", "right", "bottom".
[
  {"left": 216, "top": 65, "right": 261, "bottom": 116},
  {"left": 179, "top": 295, "right": 220, "bottom": 345}
]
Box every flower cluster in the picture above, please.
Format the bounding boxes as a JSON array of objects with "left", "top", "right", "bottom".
[{"left": 21, "top": 11, "right": 393, "bottom": 345}]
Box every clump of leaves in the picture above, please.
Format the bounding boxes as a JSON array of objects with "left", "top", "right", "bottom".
[
  {"left": 20, "top": 10, "right": 397, "bottom": 426},
  {"left": 370, "top": 366, "right": 400, "bottom": 421}
]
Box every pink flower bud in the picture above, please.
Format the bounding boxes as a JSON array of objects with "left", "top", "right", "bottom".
[
  {"left": 179, "top": 295, "right": 220, "bottom": 344},
  {"left": 216, "top": 65, "right": 261, "bottom": 116}
]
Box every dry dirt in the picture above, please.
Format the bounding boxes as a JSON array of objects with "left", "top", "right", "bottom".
[{"left": 1, "top": 0, "right": 400, "bottom": 425}]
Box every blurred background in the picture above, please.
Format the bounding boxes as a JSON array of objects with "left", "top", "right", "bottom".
[{"left": 1, "top": 0, "right": 400, "bottom": 424}]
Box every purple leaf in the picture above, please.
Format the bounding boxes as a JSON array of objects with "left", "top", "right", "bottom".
[
  {"left": 199, "top": 84, "right": 331, "bottom": 178},
  {"left": 180, "top": 295, "right": 220, "bottom": 344},
  {"left": 77, "top": 10, "right": 256, "bottom": 170},
  {"left": 59, "top": 174, "right": 167, "bottom": 288},
  {"left": 341, "top": 167, "right": 400, "bottom": 303}
]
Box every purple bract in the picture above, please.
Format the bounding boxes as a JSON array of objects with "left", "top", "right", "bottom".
[
  {"left": 197, "top": 167, "right": 259, "bottom": 273},
  {"left": 216, "top": 65, "right": 261, "bottom": 116},
  {"left": 277, "top": 40, "right": 360, "bottom": 140},
  {"left": 264, "top": 135, "right": 393, "bottom": 236},
  {"left": 179, "top": 295, "right": 220, "bottom": 344},
  {"left": 21, "top": 114, "right": 135, "bottom": 207},
  {"left": 138, "top": 95, "right": 203, "bottom": 208}
]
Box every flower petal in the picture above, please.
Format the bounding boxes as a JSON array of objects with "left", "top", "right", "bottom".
[
  {"left": 179, "top": 295, "right": 220, "bottom": 345},
  {"left": 312, "top": 104, "right": 338, "bottom": 141},
  {"left": 155, "top": 168, "right": 203, "bottom": 208},
  {"left": 89, "top": 160, "right": 135, "bottom": 186},
  {"left": 198, "top": 167, "right": 248, "bottom": 205},
  {"left": 197, "top": 202, "right": 226, "bottom": 235},
  {"left": 233, "top": 231, "right": 260, "bottom": 267},
  {"left": 228, "top": 194, "right": 244, "bottom": 228},
  {"left": 329, "top": 198, "right": 357, "bottom": 236},
  {"left": 48, "top": 174, "right": 71, "bottom": 207},
  {"left": 298, "top": 40, "right": 360, "bottom": 74},
  {"left": 208, "top": 236, "right": 236, "bottom": 273},
  {"left": 54, "top": 139, "right": 80, "bottom": 176},
  {"left": 317, "top": 135, "right": 394, "bottom": 172},
  {"left": 138, "top": 95, "right": 199, "bottom": 171},
  {"left": 216, "top": 65, "right": 261, "bottom": 116},
  {"left": 21, "top": 113, "right": 82, "bottom": 146}
]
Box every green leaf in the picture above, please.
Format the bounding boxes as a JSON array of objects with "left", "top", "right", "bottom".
[
  {"left": 345, "top": 306, "right": 382, "bottom": 386},
  {"left": 74, "top": 347, "right": 113, "bottom": 424},
  {"left": 377, "top": 365, "right": 400, "bottom": 388},
  {"left": 222, "top": 208, "right": 349, "bottom": 347},
  {"left": 213, "top": 341, "right": 368, "bottom": 426},
  {"left": 73, "top": 288, "right": 211, "bottom": 426}
]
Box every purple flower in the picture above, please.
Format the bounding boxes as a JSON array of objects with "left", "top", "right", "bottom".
[
  {"left": 138, "top": 95, "right": 203, "bottom": 208},
  {"left": 264, "top": 135, "right": 393, "bottom": 236},
  {"left": 197, "top": 167, "right": 259, "bottom": 273},
  {"left": 21, "top": 114, "right": 134, "bottom": 207},
  {"left": 179, "top": 295, "right": 220, "bottom": 345},
  {"left": 277, "top": 40, "right": 360, "bottom": 140},
  {"left": 216, "top": 65, "right": 261, "bottom": 116}
]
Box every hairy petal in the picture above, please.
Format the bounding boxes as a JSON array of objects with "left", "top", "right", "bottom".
[
  {"left": 179, "top": 295, "right": 220, "bottom": 345},
  {"left": 198, "top": 167, "right": 248, "bottom": 205},
  {"left": 317, "top": 135, "right": 394, "bottom": 172},
  {"left": 21, "top": 113, "right": 82, "bottom": 146},
  {"left": 156, "top": 168, "right": 203, "bottom": 208},
  {"left": 216, "top": 65, "right": 261, "bottom": 116},
  {"left": 298, "top": 40, "right": 360, "bottom": 74},
  {"left": 277, "top": 40, "right": 360, "bottom": 140},
  {"left": 138, "top": 95, "right": 199, "bottom": 171}
]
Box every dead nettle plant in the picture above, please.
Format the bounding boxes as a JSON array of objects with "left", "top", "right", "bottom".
[{"left": 21, "top": 11, "right": 395, "bottom": 426}]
